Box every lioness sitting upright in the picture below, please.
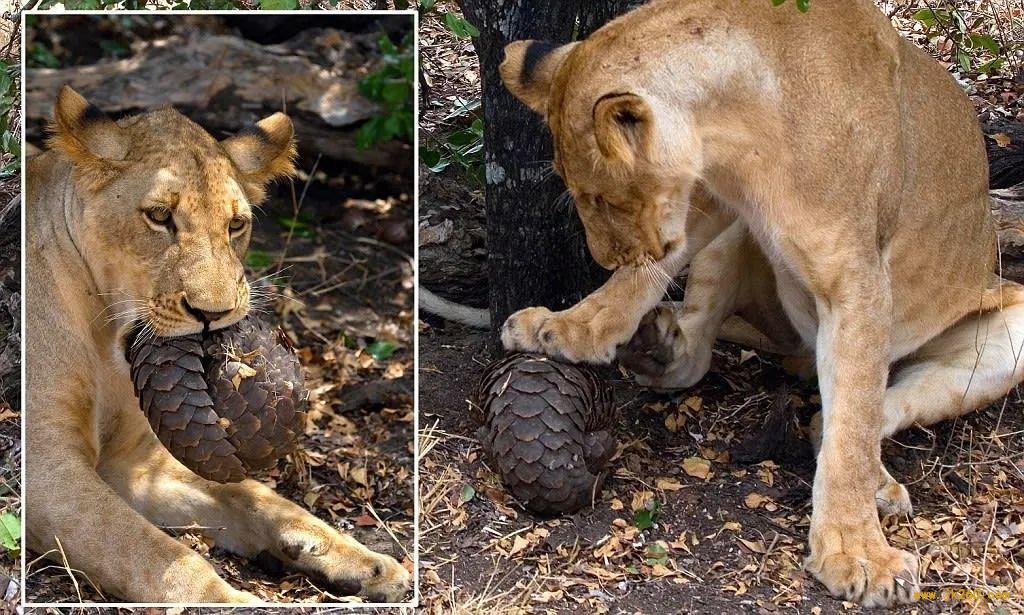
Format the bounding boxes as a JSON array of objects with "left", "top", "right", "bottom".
[
  {"left": 26, "top": 86, "right": 410, "bottom": 603},
  {"left": 498, "top": 0, "right": 1023, "bottom": 607}
]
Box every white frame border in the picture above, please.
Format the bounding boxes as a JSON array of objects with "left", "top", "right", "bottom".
[{"left": 18, "top": 7, "right": 421, "bottom": 609}]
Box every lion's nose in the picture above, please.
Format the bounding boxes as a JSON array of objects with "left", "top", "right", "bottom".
[{"left": 182, "top": 297, "right": 233, "bottom": 323}]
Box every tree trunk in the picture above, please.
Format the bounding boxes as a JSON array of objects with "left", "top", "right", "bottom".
[
  {"left": 579, "top": 0, "right": 647, "bottom": 36},
  {"left": 457, "top": 0, "right": 635, "bottom": 344}
]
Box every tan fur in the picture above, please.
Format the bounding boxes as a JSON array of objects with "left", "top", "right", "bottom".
[
  {"left": 498, "top": 0, "right": 1023, "bottom": 606},
  {"left": 26, "top": 86, "right": 410, "bottom": 603}
]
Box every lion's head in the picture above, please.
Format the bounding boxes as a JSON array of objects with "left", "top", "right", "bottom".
[
  {"left": 499, "top": 39, "right": 701, "bottom": 270},
  {"left": 48, "top": 85, "right": 296, "bottom": 340}
]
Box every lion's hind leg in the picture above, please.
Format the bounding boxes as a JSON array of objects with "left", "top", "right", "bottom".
[
  {"left": 98, "top": 415, "right": 411, "bottom": 603},
  {"left": 882, "top": 280, "right": 1024, "bottom": 438},
  {"left": 809, "top": 280, "right": 1024, "bottom": 519}
]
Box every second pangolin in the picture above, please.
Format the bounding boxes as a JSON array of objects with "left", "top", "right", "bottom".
[
  {"left": 474, "top": 353, "right": 618, "bottom": 515},
  {"left": 126, "top": 316, "right": 307, "bottom": 483}
]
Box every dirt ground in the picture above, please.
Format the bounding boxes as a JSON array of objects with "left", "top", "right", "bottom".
[
  {"left": 419, "top": 323, "right": 1024, "bottom": 614},
  {"left": 22, "top": 16, "right": 414, "bottom": 604},
  {"left": 417, "top": 1, "right": 1024, "bottom": 613}
]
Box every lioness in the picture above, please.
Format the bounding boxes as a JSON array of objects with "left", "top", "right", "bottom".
[
  {"left": 26, "top": 86, "right": 411, "bottom": 603},
  {"left": 498, "top": 0, "right": 1023, "bottom": 607}
]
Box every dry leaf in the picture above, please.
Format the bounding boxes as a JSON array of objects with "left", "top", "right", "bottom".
[
  {"left": 682, "top": 457, "right": 712, "bottom": 480},
  {"left": 744, "top": 492, "right": 769, "bottom": 509},
  {"left": 656, "top": 478, "right": 685, "bottom": 491}
]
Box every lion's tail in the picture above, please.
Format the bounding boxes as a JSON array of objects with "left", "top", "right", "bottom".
[{"left": 419, "top": 287, "right": 490, "bottom": 328}]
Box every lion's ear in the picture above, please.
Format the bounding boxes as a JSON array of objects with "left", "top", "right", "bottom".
[
  {"left": 500, "top": 40, "right": 578, "bottom": 117},
  {"left": 221, "top": 112, "right": 297, "bottom": 186},
  {"left": 49, "top": 85, "right": 127, "bottom": 166},
  {"left": 592, "top": 92, "right": 654, "bottom": 168}
]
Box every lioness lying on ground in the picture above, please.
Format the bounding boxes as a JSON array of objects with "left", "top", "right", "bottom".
[
  {"left": 25, "top": 86, "right": 410, "bottom": 603},
  {"left": 498, "top": 0, "right": 1023, "bottom": 607}
]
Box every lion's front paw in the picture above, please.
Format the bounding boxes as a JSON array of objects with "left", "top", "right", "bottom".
[
  {"left": 617, "top": 305, "right": 712, "bottom": 389},
  {"left": 500, "top": 306, "right": 624, "bottom": 364},
  {"left": 806, "top": 524, "right": 919, "bottom": 607},
  {"left": 277, "top": 526, "right": 410, "bottom": 602},
  {"left": 358, "top": 552, "right": 411, "bottom": 603}
]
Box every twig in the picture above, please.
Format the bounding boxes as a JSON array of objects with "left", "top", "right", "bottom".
[{"left": 274, "top": 154, "right": 322, "bottom": 273}]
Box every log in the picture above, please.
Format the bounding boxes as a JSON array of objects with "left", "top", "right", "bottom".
[
  {"left": 25, "top": 30, "right": 411, "bottom": 170},
  {"left": 984, "top": 119, "right": 1024, "bottom": 279},
  {"left": 418, "top": 209, "right": 488, "bottom": 308}
]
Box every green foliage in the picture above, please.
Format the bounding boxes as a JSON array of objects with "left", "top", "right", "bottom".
[
  {"left": 0, "top": 61, "right": 18, "bottom": 178},
  {"left": 274, "top": 213, "right": 315, "bottom": 238},
  {"left": 771, "top": 0, "right": 810, "bottom": 12},
  {"left": 645, "top": 543, "right": 669, "bottom": 566},
  {"left": 633, "top": 499, "right": 661, "bottom": 530},
  {"left": 367, "top": 340, "right": 398, "bottom": 361},
  {"left": 357, "top": 33, "right": 415, "bottom": 149},
  {"left": 913, "top": 7, "right": 1008, "bottom": 74},
  {"left": 260, "top": 0, "right": 298, "bottom": 9},
  {"left": 27, "top": 44, "right": 59, "bottom": 68},
  {"left": 415, "top": 0, "right": 479, "bottom": 38},
  {"left": 34, "top": 0, "right": 243, "bottom": 9},
  {"left": 422, "top": 97, "right": 483, "bottom": 184},
  {"left": 245, "top": 249, "right": 274, "bottom": 269},
  {"left": 441, "top": 12, "right": 480, "bottom": 38},
  {"left": 0, "top": 512, "right": 19, "bottom": 554}
]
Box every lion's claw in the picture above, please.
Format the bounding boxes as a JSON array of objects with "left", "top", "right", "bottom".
[{"left": 806, "top": 531, "right": 919, "bottom": 607}]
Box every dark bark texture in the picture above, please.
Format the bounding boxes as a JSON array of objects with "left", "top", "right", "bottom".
[{"left": 457, "top": 0, "right": 637, "bottom": 340}]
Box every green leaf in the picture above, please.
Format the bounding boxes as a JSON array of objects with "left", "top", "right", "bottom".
[
  {"left": 771, "top": 0, "right": 786, "bottom": 5},
  {"left": 460, "top": 484, "right": 476, "bottom": 503},
  {"left": 245, "top": 249, "right": 274, "bottom": 269},
  {"left": 978, "top": 58, "right": 1004, "bottom": 74},
  {"left": 645, "top": 543, "right": 669, "bottom": 566},
  {"left": 912, "top": 7, "right": 936, "bottom": 27},
  {"left": 0, "top": 512, "right": 19, "bottom": 552},
  {"left": 420, "top": 0, "right": 436, "bottom": 10},
  {"left": 795, "top": 0, "right": 809, "bottom": 12},
  {"left": 260, "top": 0, "right": 297, "bottom": 9},
  {"left": 443, "top": 12, "right": 480, "bottom": 38},
  {"left": 28, "top": 45, "right": 60, "bottom": 69},
  {"left": 968, "top": 33, "right": 999, "bottom": 55},
  {"left": 274, "top": 214, "right": 315, "bottom": 238},
  {"left": 633, "top": 502, "right": 662, "bottom": 530},
  {"left": 951, "top": 10, "right": 967, "bottom": 34},
  {"left": 421, "top": 148, "right": 450, "bottom": 173},
  {"left": 356, "top": 119, "right": 381, "bottom": 150},
  {"left": 380, "top": 80, "right": 411, "bottom": 106},
  {"left": 367, "top": 340, "right": 397, "bottom": 361},
  {"left": 957, "top": 48, "right": 971, "bottom": 72},
  {"left": 378, "top": 34, "right": 398, "bottom": 57}
]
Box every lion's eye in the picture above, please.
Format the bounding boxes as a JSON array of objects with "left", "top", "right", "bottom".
[
  {"left": 229, "top": 217, "right": 249, "bottom": 234},
  {"left": 144, "top": 207, "right": 173, "bottom": 227}
]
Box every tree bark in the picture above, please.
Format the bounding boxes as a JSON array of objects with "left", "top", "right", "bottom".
[{"left": 457, "top": 0, "right": 635, "bottom": 342}]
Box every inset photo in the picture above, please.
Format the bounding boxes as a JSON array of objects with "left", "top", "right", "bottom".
[{"left": 23, "top": 11, "right": 415, "bottom": 605}]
